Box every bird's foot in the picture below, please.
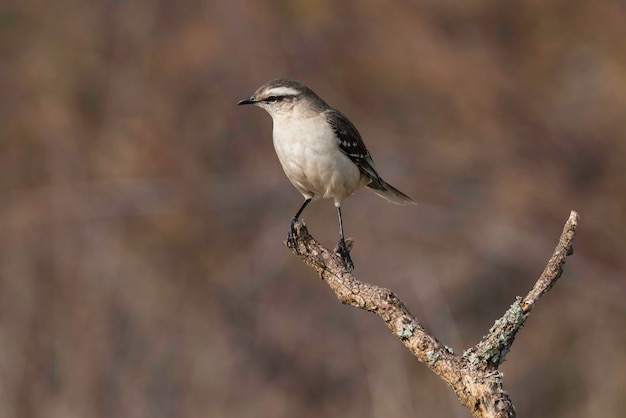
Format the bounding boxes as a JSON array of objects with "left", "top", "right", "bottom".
[
  {"left": 334, "top": 238, "right": 355, "bottom": 271},
  {"left": 287, "top": 218, "right": 299, "bottom": 249}
]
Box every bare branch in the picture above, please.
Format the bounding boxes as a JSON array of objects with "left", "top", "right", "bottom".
[
  {"left": 467, "top": 211, "right": 579, "bottom": 370},
  {"left": 285, "top": 211, "right": 579, "bottom": 417},
  {"left": 521, "top": 210, "right": 578, "bottom": 311}
]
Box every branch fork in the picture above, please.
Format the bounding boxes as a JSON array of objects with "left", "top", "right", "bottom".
[{"left": 285, "top": 211, "right": 579, "bottom": 418}]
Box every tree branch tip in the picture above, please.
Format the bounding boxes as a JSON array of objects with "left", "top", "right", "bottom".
[{"left": 563, "top": 210, "right": 579, "bottom": 256}]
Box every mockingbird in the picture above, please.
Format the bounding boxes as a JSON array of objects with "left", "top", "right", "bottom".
[{"left": 238, "top": 78, "right": 415, "bottom": 270}]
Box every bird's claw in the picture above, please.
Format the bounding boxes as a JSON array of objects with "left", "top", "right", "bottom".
[
  {"left": 287, "top": 218, "right": 299, "bottom": 249},
  {"left": 335, "top": 238, "right": 355, "bottom": 271}
]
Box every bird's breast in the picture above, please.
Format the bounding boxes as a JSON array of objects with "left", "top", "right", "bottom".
[{"left": 271, "top": 116, "right": 365, "bottom": 203}]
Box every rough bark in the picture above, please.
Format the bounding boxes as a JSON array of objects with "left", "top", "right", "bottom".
[{"left": 286, "top": 210, "right": 579, "bottom": 418}]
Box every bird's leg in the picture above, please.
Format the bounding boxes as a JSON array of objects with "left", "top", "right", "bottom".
[
  {"left": 334, "top": 205, "right": 354, "bottom": 271},
  {"left": 288, "top": 198, "right": 312, "bottom": 248}
]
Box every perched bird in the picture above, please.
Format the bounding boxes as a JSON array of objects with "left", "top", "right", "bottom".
[{"left": 238, "top": 79, "right": 415, "bottom": 270}]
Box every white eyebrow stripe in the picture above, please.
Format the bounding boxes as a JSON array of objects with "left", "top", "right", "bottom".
[{"left": 265, "top": 86, "right": 300, "bottom": 96}]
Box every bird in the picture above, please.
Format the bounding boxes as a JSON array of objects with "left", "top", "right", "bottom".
[{"left": 237, "top": 78, "right": 415, "bottom": 270}]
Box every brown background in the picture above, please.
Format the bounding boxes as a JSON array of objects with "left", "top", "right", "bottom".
[{"left": 1, "top": 1, "right": 625, "bottom": 417}]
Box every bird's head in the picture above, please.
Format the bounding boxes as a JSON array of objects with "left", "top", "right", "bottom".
[{"left": 237, "top": 79, "right": 327, "bottom": 118}]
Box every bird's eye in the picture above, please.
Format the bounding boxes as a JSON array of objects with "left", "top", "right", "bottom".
[{"left": 267, "top": 96, "right": 279, "bottom": 102}]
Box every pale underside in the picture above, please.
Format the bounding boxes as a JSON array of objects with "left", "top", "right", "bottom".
[{"left": 272, "top": 113, "right": 370, "bottom": 206}]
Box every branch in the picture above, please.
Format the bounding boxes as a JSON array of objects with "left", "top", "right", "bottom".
[
  {"left": 466, "top": 211, "right": 579, "bottom": 369},
  {"left": 285, "top": 211, "right": 579, "bottom": 418}
]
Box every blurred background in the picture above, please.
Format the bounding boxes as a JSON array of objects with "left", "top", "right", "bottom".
[{"left": 1, "top": 1, "right": 625, "bottom": 417}]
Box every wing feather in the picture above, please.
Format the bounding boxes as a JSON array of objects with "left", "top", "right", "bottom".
[{"left": 325, "top": 109, "right": 382, "bottom": 184}]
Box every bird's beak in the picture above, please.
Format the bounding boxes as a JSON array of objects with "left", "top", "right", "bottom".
[{"left": 237, "top": 97, "right": 256, "bottom": 106}]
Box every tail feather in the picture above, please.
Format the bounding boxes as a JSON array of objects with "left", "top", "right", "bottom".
[{"left": 367, "top": 178, "right": 416, "bottom": 205}]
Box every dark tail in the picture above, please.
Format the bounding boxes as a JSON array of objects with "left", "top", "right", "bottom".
[{"left": 367, "top": 178, "right": 416, "bottom": 205}]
